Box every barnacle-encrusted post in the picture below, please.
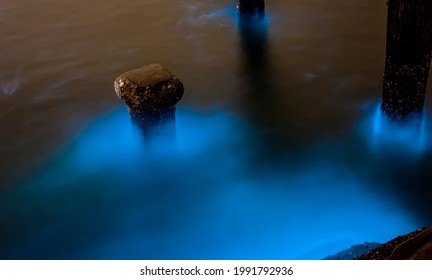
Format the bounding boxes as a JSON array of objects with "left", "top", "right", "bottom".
[
  {"left": 114, "top": 64, "right": 184, "bottom": 136},
  {"left": 381, "top": 0, "right": 432, "bottom": 121}
]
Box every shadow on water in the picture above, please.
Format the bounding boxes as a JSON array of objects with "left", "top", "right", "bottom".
[{"left": 236, "top": 11, "right": 280, "bottom": 157}]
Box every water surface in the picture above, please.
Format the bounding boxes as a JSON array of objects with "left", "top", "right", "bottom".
[{"left": 1, "top": 0, "right": 431, "bottom": 259}]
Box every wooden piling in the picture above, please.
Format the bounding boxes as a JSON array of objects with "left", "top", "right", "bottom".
[{"left": 382, "top": 0, "right": 432, "bottom": 121}]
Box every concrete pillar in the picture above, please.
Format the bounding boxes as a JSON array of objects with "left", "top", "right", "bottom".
[
  {"left": 382, "top": 0, "right": 432, "bottom": 121},
  {"left": 114, "top": 64, "right": 184, "bottom": 136}
]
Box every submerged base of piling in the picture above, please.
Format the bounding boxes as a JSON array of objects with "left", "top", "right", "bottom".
[
  {"left": 129, "top": 106, "right": 177, "bottom": 138},
  {"left": 237, "top": 0, "right": 265, "bottom": 19}
]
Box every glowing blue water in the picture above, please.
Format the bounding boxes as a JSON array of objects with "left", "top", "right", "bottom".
[
  {"left": 365, "top": 103, "right": 429, "bottom": 154},
  {"left": 1, "top": 1, "right": 429, "bottom": 260},
  {"left": 0, "top": 107, "right": 420, "bottom": 259}
]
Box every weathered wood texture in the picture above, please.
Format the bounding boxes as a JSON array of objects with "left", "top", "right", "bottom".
[{"left": 382, "top": 0, "right": 432, "bottom": 121}]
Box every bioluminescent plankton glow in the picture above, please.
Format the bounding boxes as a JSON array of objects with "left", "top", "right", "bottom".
[
  {"left": 0, "top": 107, "right": 422, "bottom": 259},
  {"left": 0, "top": 0, "right": 431, "bottom": 260}
]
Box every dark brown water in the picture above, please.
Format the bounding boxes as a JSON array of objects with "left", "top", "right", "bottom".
[{"left": 1, "top": 0, "right": 431, "bottom": 259}]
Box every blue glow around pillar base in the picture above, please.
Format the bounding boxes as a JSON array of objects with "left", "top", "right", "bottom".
[
  {"left": 2, "top": 106, "right": 419, "bottom": 259},
  {"left": 367, "top": 102, "right": 429, "bottom": 154}
]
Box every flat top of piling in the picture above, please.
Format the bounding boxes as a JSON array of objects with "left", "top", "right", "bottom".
[{"left": 115, "top": 63, "right": 175, "bottom": 86}]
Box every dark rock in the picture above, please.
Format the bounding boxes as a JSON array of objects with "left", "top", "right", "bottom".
[
  {"left": 323, "top": 242, "right": 381, "bottom": 260},
  {"left": 356, "top": 226, "right": 432, "bottom": 260}
]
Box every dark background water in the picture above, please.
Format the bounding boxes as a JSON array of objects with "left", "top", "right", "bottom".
[{"left": 0, "top": 0, "right": 431, "bottom": 259}]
